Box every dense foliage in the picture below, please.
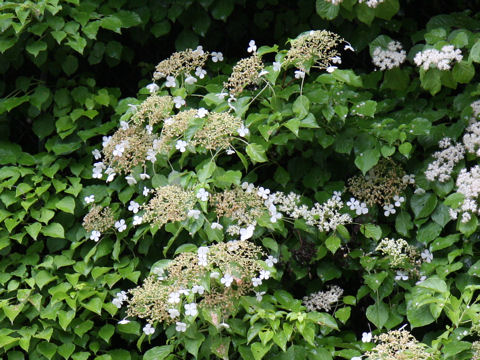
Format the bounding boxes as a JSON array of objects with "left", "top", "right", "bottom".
[{"left": 2, "top": 1, "right": 480, "bottom": 359}]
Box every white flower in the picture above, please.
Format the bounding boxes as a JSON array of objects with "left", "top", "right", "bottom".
[
  {"left": 184, "top": 303, "right": 198, "bottom": 317},
  {"left": 331, "top": 56, "right": 342, "bottom": 64},
  {"left": 265, "top": 256, "right": 278, "bottom": 267},
  {"left": 415, "top": 275, "right": 427, "bottom": 285},
  {"left": 194, "top": 45, "right": 204, "bottom": 55},
  {"left": 362, "top": 332, "right": 372, "bottom": 343},
  {"left": 175, "top": 322, "right": 187, "bottom": 332},
  {"left": 347, "top": 198, "right": 359, "bottom": 210},
  {"left": 383, "top": 203, "right": 396, "bottom": 217},
  {"left": 255, "top": 291, "right": 266, "bottom": 301},
  {"left": 273, "top": 61, "right": 281, "bottom": 72},
  {"left": 372, "top": 41, "right": 406, "bottom": 71},
  {"left": 143, "top": 187, "right": 151, "bottom": 196},
  {"left": 165, "top": 76, "right": 176, "bottom": 88},
  {"left": 221, "top": 273, "right": 234, "bottom": 287},
  {"left": 140, "top": 173, "right": 150, "bottom": 180},
  {"left": 84, "top": 195, "right": 95, "bottom": 204},
  {"left": 344, "top": 44, "right": 355, "bottom": 52},
  {"left": 173, "top": 96, "right": 186, "bottom": 109},
  {"left": 210, "top": 271, "right": 220, "bottom": 279},
  {"left": 115, "top": 219, "right": 127, "bottom": 232},
  {"left": 143, "top": 323, "right": 155, "bottom": 335},
  {"left": 118, "top": 318, "right": 130, "bottom": 324},
  {"left": 145, "top": 125, "right": 153, "bottom": 134},
  {"left": 226, "top": 148, "right": 235, "bottom": 155},
  {"left": 198, "top": 246, "right": 209, "bottom": 256},
  {"left": 332, "top": 191, "right": 342, "bottom": 201},
  {"left": 128, "top": 201, "right": 140, "bottom": 214},
  {"left": 106, "top": 172, "right": 116, "bottom": 183},
  {"left": 188, "top": 209, "right": 201, "bottom": 219},
  {"left": 395, "top": 271, "right": 409, "bottom": 281},
  {"left": 185, "top": 75, "right": 197, "bottom": 85},
  {"left": 112, "top": 291, "right": 128, "bottom": 308},
  {"left": 102, "top": 136, "right": 112, "bottom": 148},
  {"left": 168, "top": 308, "right": 180, "bottom": 319},
  {"left": 326, "top": 66, "right": 338, "bottom": 73},
  {"left": 259, "top": 270, "right": 270, "bottom": 280},
  {"left": 259, "top": 69, "right": 269, "bottom": 77},
  {"left": 168, "top": 292, "right": 181, "bottom": 304},
  {"left": 270, "top": 212, "right": 282, "bottom": 223},
  {"left": 90, "top": 230, "right": 101, "bottom": 242},
  {"left": 197, "top": 108, "right": 209, "bottom": 118},
  {"left": 257, "top": 187, "right": 270, "bottom": 199},
  {"left": 211, "top": 51, "right": 224, "bottom": 62},
  {"left": 247, "top": 40, "right": 257, "bottom": 53},
  {"left": 133, "top": 215, "right": 143, "bottom": 226},
  {"left": 120, "top": 121, "right": 129, "bottom": 130},
  {"left": 192, "top": 285, "right": 205, "bottom": 295},
  {"left": 216, "top": 91, "right": 228, "bottom": 100},
  {"left": 393, "top": 195, "right": 405, "bottom": 207},
  {"left": 414, "top": 188, "right": 426, "bottom": 195},
  {"left": 237, "top": 124, "right": 250, "bottom": 137},
  {"left": 355, "top": 202, "right": 369, "bottom": 215},
  {"left": 146, "top": 83, "right": 159, "bottom": 94},
  {"left": 252, "top": 277, "right": 262, "bottom": 287},
  {"left": 351, "top": 357, "right": 362, "bottom": 360},
  {"left": 92, "top": 149, "right": 101, "bottom": 160},
  {"left": 198, "top": 255, "right": 208, "bottom": 267},
  {"left": 146, "top": 149, "right": 157, "bottom": 163},
  {"left": 195, "top": 67, "right": 207, "bottom": 79},
  {"left": 219, "top": 322, "right": 230, "bottom": 329},
  {"left": 113, "top": 143, "right": 125, "bottom": 157},
  {"left": 294, "top": 70, "right": 305, "bottom": 79},
  {"left": 211, "top": 222, "right": 223, "bottom": 230},
  {"left": 125, "top": 175, "right": 137, "bottom": 185},
  {"left": 175, "top": 140, "right": 188, "bottom": 153},
  {"left": 196, "top": 188, "right": 209, "bottom": 201},
  {"left": 240, "top": 225, "right": 255, "bottom": 240},
  {"left": 421, "top": 249, "right": 433, "bottom": 263},
  {"left": 127, "top": 103, "right": 138, "bottom": 112}
]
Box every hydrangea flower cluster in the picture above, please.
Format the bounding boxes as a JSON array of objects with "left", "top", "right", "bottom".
[
  {"left": 302, "top": 285, "right": 344, "bottom": 312},
  {"left": 425, "top": 137, "right": 465, "bottom": 182},
  {"left": 358, "top": 0, "right": 385, "bottom": 7},
  {"left": 82, "top": 205, "right": 115, "bottom": 242},
  {"left": 413, "top": 45, "right": 463, "bottom": 71},
  {"left": 371, "top": 41, "right": 406, "bottom": 70},
  {"left": 453, "top": 165, "right": 480, "bottom": 223},
  {"left": 123, "top": 241, "right": 276, "bottom": 334}
]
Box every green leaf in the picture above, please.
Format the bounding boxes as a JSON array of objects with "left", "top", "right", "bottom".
[
  {"left": 325, "top": 235, "right": 341, "bottom": 254},
  {"left": 26, "top": 40, "right": 47, "bottom": 57},
  {"left": 56, "top": 196, "right": 76, "bottom": 214},
  {"left": 34, "top": 270, "right": 57, "bottom": 289},
  {"left": 151, "top": 20, "right": 171, "bottom": 38},
  {"left": 37, "top": 342, "right": 57, "bottom": 360},
  {"left": 98, "top": 324, "right": 115, "bottom": 343},
  {"left": 315, "top": 0, "right": 340, "bottom": 20},
  {"left": 354, "top": 148, "right": 380, "bottom": 174},
  {"left": 246, "top": 144, "right": 268, "bottom": 163},
  {"left": 51, "top": 30, "right": 67, "bottom": 44},
  {"left": 58, "top": 343, "right": 75, "bottom": 359},
  {"left": 420, "top": 68, "right": 442, "bottom": 95},
  {"left": 41, "top": 223, "right": 65, "bottom": 238},
  {"left": 62, "top": 55, "right": 78, "bottom": 75},
  {"left": 251, "top": 342, "right": 272, "bottom": 360},
  {"left": 83, "top": 297, "right": 102, "bottom": 315},
  {"left": 410, "top": 192, "right": 437, "bottom": 219},
  {"left": 469, "top": 39, "right": 480, "bottom": 63},
  {"left": 292, "top": 95, "right": 310, "bottom": 119},
  {"left": 25, "top": 223, "right": 42, "bottom": 240},
  {"left": 458, "top": 213, "right": 478, "bottom": 237},
  {"left": 353, "top": 100, "right": 377, "bottom": 117},
  {"left": 452, "top": 61, "right": 475, "bottom": 83},
  {"left": 58, "top": 310, "right": 76, "bottom": 330},
  {"left": 366, "top": 301, "right": 389, "bottom": 329},
  {"left": 417, "top": 277, "right": 448, "bottom": 293},
  {"left": 331, "top": 70, "right": 362, "bottom": 87},
  {"left": 360, "top": 224, "right": 382, "bottom": 240},
  {"left": 143, "top": 345, "right": 174, "bottom": 360}
]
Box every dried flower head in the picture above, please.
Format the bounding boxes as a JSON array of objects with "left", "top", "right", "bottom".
[
  {"left": 302, "top": 285, "right": 343, "bottom": 312},
  {"left": 283, "top": 30, "right": 343, "bottom": 71},
  {"left": 365, "top": 329, "right": 435, "bottom": 360},
  {"left": 82, "top": 205, "right": 115, "bottom": 233},
  {"left": 142, "top": 185, "right": 196, "bottom": 227},
  {"left": 102, "top": 125, "right": 155, "bottom": 175},
  {"left": 153, "top": 48, "right": 209, "bottom": 80},
  {"left": 155, "top": 109, "right": 198, "bottom": 154},
  {"left": 348, "top": 158, "right": 407, "bottom": 207},
  {"left": 132, "top": 95, "right": 174, "bottom": 126},
  {"left": 126, "top": 241, "right": 267, "bottom": 326},
  {"left": 225, "top": 53, "right": 264, "bottom": 96},
  {"left": 376, "top": 238, "right": 419, "bottom": 269},
  {"left": 212, "top": 186, "right": 266, "bottom": 227},
  {"left": 473, "top": 341, "right": 480, "bottom": 360},
  {"left": 193, "top": 112, "right": 242, "bottom": 150}
]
